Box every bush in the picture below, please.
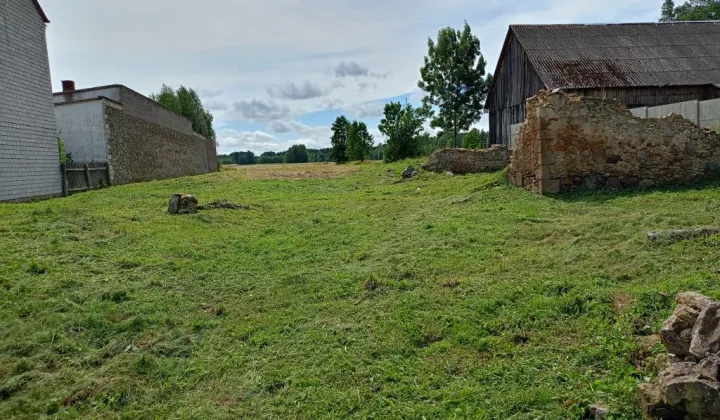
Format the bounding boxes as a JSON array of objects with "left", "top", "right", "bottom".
[{"left": 57, "top": 138, "right": 71, "bottom": 164}]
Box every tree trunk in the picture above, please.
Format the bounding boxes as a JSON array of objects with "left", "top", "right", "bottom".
[{"left": 453, "top": 121, "right": 458, "bottom": 148}]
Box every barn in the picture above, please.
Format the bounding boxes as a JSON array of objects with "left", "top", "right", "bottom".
[{"left": 486, "top": 22, "right": 720, "bottom": 147}]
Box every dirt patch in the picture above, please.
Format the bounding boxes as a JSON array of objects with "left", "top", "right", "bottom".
[
  {"left": 612, "top": 293, "right": 634, "bottom": 312},
  {"left": 227, "top": 162, "right": 362, "bottom": 180},
  {"left": 198, "top": 200, "right": 249, "bottom": 211}
]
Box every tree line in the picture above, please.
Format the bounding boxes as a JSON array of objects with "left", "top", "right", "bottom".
[
  {"left": 661, "top": 0, "right": 719, "bottom": 21},
  {"left": 150, "top": 85, "right": 216, "bottom": 141},
  {"left": 218, "top": 143, "right": 387, "bottom": 165}
]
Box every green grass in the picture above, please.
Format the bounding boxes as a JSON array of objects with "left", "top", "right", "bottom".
[{"left": 2, "top": 161, "right": 720, "bottom": 419}]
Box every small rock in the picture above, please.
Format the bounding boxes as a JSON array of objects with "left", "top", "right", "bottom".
[
  {"left": 639, "top": 179, "right": 655, "bottom": 189},
  {"left": 605, "top": 176, "right": 621, "bottom": 189},
  {"left": 620, "top": 177, "right": 640, "bottom": 188},
  {"left": 168, "top": 193, "right": 198, "bottom": 214},
  {"left": 445, "top": 171, "right": 454, "bottom": 176},
  {"left": 581, "top": 171, "right": 607, "bottom": 190},
  {"left": 698, "top": 357, "right": 720, "bottom": 381},
  {"left": 402, "top": 165, "right": 417, "bottom": 178},
  {"left": 587, "top": 403, "right": 610, "bottom": 419}
]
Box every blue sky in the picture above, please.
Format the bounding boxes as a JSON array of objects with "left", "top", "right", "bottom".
[{"left": 42, "top": 0, "right": 661, "bottom": 154}]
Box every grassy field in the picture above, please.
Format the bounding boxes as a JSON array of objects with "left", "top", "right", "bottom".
[{"left": 2, "top": 161, "right": 720, "bottom": 419}]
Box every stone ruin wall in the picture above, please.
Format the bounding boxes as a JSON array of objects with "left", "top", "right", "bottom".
[
  {"left": 510, "top": 91, "right": 720, "bottom": 194},
  {"left": 423, "top": 145, "right": 508, "bottom": 174}
]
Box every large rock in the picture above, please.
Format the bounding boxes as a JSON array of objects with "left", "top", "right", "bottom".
[
  {"left": 422, "top": 146, "right": 508, "bottom": 174},
  {"left": 690, "top": 303, "right": 720, "bottom": 358},
  {"left": 677, "top": 292, "right": 716, "bottom": 312},
  {"left": 168, "top": 193, "right": 198, "bottom": 214},
  {"left": 660, "top": 305, "right": 700, "bottom": 356},
  {"left": 641, "top": 292, "right": 720, "bottom": 419},
  {"left": 662, "top": 371, "right": 720, "bottom": 419}
]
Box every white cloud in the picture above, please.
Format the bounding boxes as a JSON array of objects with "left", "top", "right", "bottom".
[
  {"left": 319, "top": 99, "right": 344, "bottom": 110},
  {"left": 267, "top": 80, "right": 326, "bottom": 100},
  {"left": 334, "top": 61, "right": 369, "bottom": 78},
  {"left": 198, "top": 89, "right": 222, "bottom": 99},
  {"left": 227, "top": 99, "right": 295, "bottom": 122},
  {"left": 268, "top": 121, "right": 293, "bottom": 133},
  {"left": 217, "top": 129, "right": 277, "bottom": 150},
  {"left": 358, "top": 82, "right": 377, "bottom": 91},
  {"left": 345, "top": 101, "right": 386, "bottom": 119},
  {"left": 204, "top": 100, "right": 229, "bottom": 111},
  {"left": 268, "top": 120, "right": 332, "bottom": 142}
]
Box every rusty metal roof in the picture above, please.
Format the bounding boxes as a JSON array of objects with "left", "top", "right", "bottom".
[{"left": 511, "top": 22, "right": 720, "bottom": 89}]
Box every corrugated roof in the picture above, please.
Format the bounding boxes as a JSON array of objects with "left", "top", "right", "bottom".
[
  {"left": 511, "top": 22, "right": 720, "bottom": 89},
  {"left": 32, "top": 0, "right": 49, "bottom": 23}
]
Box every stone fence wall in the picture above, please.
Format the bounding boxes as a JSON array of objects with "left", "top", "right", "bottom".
[
  {"left": 510, "top": 90, "right": 720, "bottom": 194},
  {"left": 105, "top": 105, "right": 217, "bottom": 185},
  {"left": 423, "top": 146, "right": 508, "bottom": 174}
]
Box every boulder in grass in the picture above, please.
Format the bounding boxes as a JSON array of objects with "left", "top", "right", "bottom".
[
  {"left": 168, "top": 194, "right": 198, "bottom": 214},
  {"left": 402, "top": 165, "right": 417, "bottom": 178}
]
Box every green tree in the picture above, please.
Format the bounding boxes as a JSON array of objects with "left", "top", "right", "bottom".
[
  {"left": 217, "top": 154, "right": 235, "bottom": 165},
  {"left": 330, "top": 116, "right": 350, "bottom": 164},
  {"left": 460, "top": 128, "right": 490, "bottom": 149},
  {"left": 418, "top": 22, "right": 488, "bottom": 147},
  {"left": 230, "top": 151, "right": 256, "bottom": 165},
  {"left": 462, "top": 129, "right": 482, "bottom": 149},
  {"left": 346, "top": 121, "right": 374, "bottom": 162},
  {"left": 662, "top": 0, "right": 720, "bottom": 20},
  {"left": 661, "top": 0, "right": 677, "bottom": 20},
  {"left": 150, "top": 84, "right": 216, "bottom": 141},
  {"left": 285, "top": 144, "right": 309, "bottom": 163},
  {"left": 379, "top": 102, "right": 429, "bottom": 162}
]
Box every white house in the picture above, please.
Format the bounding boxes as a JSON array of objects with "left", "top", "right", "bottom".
[{"left": 0, "top": 0, "right": 61, "bottom": 201}]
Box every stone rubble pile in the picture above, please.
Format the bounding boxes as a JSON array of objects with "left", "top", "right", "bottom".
[{"left": 639, "top": 292, "right": 720, "bottom": 419}]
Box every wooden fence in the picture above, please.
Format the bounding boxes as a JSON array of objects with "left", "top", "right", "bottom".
[{"left": 60, "top": 162, "right": 110, "bottom": 196}]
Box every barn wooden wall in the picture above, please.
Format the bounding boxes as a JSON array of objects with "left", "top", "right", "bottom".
[
  {"left": 487, "top": 35, "right": 545, "bottom": 146},
  {"left": 487, "top": 32, "right": 720, "bottom": 146}
]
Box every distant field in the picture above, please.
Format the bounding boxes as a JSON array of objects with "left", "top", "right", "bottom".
[
  {"left": 224, "top": 162, "right": 365, "bottom": 179},
  {"left": 2, "top": 161, "right": 720, "bottom": 418}
]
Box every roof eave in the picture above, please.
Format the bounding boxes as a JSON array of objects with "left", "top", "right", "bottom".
[
  {"left": 485, "top": 28, "right": 515, "bottom": 109},
  {"left": 33, "top": 0, "right": 50, "bottom": 23}
]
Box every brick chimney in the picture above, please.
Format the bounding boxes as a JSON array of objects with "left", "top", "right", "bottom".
[{"left": 61, "top": 80, "right": 76, "bottom": 92}]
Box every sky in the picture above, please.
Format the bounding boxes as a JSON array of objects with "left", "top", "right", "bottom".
[{"left": 42, "top": 0, "right": 661, "bottom": 155}]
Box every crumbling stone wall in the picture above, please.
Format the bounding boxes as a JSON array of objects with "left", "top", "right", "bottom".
[
  {"left": 423, "top": 146, "right": 508, "bottom": 174},
  {"left": 510, "top": 90, "right": 720, "bottom": 194},
  {"left": 105, "top": 105, "right": 217, "bottom": 185}
]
